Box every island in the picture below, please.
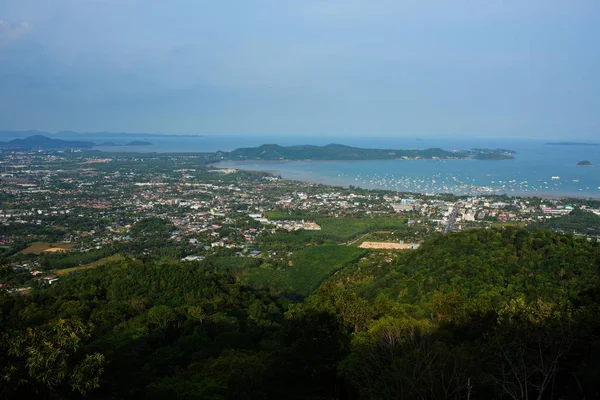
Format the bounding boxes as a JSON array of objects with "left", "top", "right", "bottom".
[
  {"left": 577, "top": 160, "right": 594, "bottom": 167},
  {"left": 125, "top": 140, "right": 153, "bottom": 146},
  {"left": 0, "top": 135, "right": 95, "bottom": 149},
  {"left": 546, "top": 142, "right": 600, "bottom": 146},
  {"left": 220, "top": 143, "right": 515, "bottom": 161},
  {"left": 98, "top": 141, "right": 122, "bottom": 146}
]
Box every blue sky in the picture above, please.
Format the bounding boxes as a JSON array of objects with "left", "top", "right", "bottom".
[{"left": 1, "top": 0, "right": 599, "bottom": 138}]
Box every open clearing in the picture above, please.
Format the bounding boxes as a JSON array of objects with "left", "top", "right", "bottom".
[
  {"left": 261, "top": 216, "right": 409, "bottom": 247},
  {"left": 244, "top": 245, "right": 365, "bottom": 297},
  {"left": 54, "top": 254, "right": 124, "bottom": 276},
  {"left": 359, "top": 241, "right": 420, "bottom": 250},
  {"left": 20, "top": 242, "right": 74, "bottom": 255}
]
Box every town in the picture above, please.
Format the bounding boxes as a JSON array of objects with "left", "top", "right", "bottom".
[{"left": 1, "top": 150, "right": 599, "bottom": 293}]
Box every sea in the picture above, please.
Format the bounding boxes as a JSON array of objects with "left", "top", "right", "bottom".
[
  {"left": 4, "top": 133, "right": 600, "bottom": 198},
  {"left": 213, "top": 137, "right": 600, "bottom": 199},
  {"left": 102, "top": 135, "right": 600, "bottom": 199}
]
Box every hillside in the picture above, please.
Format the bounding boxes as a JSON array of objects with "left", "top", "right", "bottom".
[
  {"left": 527, "top": 209, "right": 600, "bottom": 236},
  {"left": 3, "top": 228, "right": 600, "bottom": 399}
]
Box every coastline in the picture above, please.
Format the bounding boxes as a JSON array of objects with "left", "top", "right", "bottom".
[{"left": 215, "top": 160, "right": 600, "bottom": 201}]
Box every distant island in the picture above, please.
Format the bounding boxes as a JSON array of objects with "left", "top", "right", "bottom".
[
  {"left": 220, "top": 144, "right": 515, "bottom": 161},
  {"left": 0, "top": 135, "right": 95, "bottom": 150},
  {"left": 125, "top": 140, "right": 153, "bottom": 146},
  {"left": 577, "top": 160, "right": 594, "bottom": 167},
  {"left": 96, "top": 140, "right": 153, "bottom": 146},
  {"left": 546, "top": 142, "right": 600, "bottom": 146},
  {"left": 0, "top": 130, "right": 203, "bottom": 140},
  {"left": 0, "top": 135, "right": 153, "bottom": 150}
]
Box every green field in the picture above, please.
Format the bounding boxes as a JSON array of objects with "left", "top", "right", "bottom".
[
  {"left": 53, "top": 254, "right": 124, "bottom": 276},
  {"left": 264, "top": 211, "right": 312, "bottom": 220},
  {"left": 244, "top": 245, "right": 365, "bottom": 297},
  {"left": 261, "top": 216, "right": 409, "bottom": 249}
]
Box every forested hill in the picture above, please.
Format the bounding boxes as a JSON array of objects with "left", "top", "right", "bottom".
[
  {"left": 527, "top": 208, "right": 600, "bottom": 236},
  {"left": 224, "top": 143, "right": 515, "bottom": 161},
  {"left": 0, "top": 135, "right": 95, "bottom": 149},
  {"left": 2, "top": 227, "right": 600, "bottom": 399}
]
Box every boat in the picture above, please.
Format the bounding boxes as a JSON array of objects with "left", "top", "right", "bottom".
[{"left": 551, "top": 176, "right": 560, "bottom": 180}]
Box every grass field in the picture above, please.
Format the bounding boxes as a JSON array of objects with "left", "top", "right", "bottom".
[
  {"left": 264, "top": 211, "right": 313, "bottom": 220},
  {"left": 21, "top": 242, "right": 74, "bottom": 255},
  {"left": 261, "top": 216, "right": 409, "bottom": 247},
  {"left": 53, "top": 254, "right": 123, "bottom": 276},
  {"left": 244, "top": 245, "right": 365, "bottom": 297}
]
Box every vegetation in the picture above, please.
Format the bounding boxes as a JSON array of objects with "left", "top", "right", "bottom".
[
  {"left": 260, "top": 216, "right": 410, "bottom": 250},
  {"left": 528, "top": 208, "right": 600, "bottom": 236},
  {"left": 20, "top": 242, "right": 74, "bottom": 255},
  {"left": 3, "top": 227, "right": 600, "bottom": 399},
  {"left": 53, "top": 255, "right": 124, "bottom": 276},
  {"left": 245, "top": 245, "right": 365, "bottom": 297}
]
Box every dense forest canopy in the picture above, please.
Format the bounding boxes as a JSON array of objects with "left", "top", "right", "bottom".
[{"left": 2, "top": 227, "right": 600, "bottom": 399}]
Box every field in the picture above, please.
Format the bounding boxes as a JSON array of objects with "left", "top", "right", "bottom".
[
  {"left": 53, "top": 255, "right": 123, "bottom": 276},
  {"left": 244, "top": 245, "right": 365, "bottom": 297},
  {"left": 20, "top": 242, "right": 74, "bottom": 255},
  {"left": 261, "top": 216, "right": 409, "bottom": 248}
]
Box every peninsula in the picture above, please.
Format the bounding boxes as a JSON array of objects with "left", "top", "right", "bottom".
[{"left": 221, "top": 143, "right": 515, "bottom": 161}]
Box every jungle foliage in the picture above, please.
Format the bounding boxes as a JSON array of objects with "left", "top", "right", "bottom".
[{"left": 2, "top": 227, "right": 600, "bottom": 399}]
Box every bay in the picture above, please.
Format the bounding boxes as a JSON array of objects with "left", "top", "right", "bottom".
[{"left": 4, "top": 132, "right": 598, "bottom": 198}]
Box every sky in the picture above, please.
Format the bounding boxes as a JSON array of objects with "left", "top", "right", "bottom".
[{"left": 0, "top": 0, "right": 599, "bottom": 139}]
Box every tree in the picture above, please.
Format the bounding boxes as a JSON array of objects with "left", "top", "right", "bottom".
[
  {"left": 148, "top": 305, "right": 177, "bottom": 330},
  {"left": 484, "top": 298, "right": 574, "bottom": 400},
  {"left": 1, "top": 318, "right": 105, "bottom": 396}
]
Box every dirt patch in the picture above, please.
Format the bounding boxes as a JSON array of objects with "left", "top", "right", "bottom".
[
  {"left": 21, "top": 242, "right": 74, "bottom": 255},
  {"left": 359, "top": 241, "right": 420, "bottom": 250},
  {"left": 43, "top": 247, "right": 69, "bottom": 253}
]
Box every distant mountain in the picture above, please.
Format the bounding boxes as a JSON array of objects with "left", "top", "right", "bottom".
[
  {"left": 0, "top": 130, "right": 203, "bottom": 140},
  {"left": 0, "top": 135, "right": 95, "bottom": 149},
  {"left": 224, "top": 143, "right": 514, "bottom": 161},
  {"left": 546, "top": 142, "right": 600, "bottom": 146},
  {"left": 125, "top": 140, "right": 153, "bottom": 146}
]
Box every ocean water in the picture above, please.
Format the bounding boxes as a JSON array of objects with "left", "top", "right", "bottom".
[
  {"left": 207, "top": 137, "right": 600, "bottom": 199},
  {"left": 99, "top": 136, "right": 600, "bottom": 198},
  {"left": 3, "top": 132, "right": 599, "bottom": 198}
]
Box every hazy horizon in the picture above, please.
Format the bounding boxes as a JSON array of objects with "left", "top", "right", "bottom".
[
  {"left": 2, "top": 130, "right": 600, "bottom": 145},
  {"left": 1, "top": 1, "right": 599, "bottom": 139}
]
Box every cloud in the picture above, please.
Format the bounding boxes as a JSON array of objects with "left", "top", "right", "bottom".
[{"left": 0, "top": 20, "right": 32, "bottom": 40}]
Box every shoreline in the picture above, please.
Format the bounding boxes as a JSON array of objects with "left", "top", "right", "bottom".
[{"left": 216, "top": 161, "right": 600, "bottom": 201}]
